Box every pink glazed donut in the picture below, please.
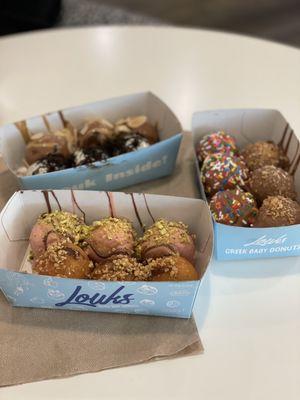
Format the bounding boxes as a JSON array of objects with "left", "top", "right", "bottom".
[
  {"left": 86, "top": 217, "right": 136, "bottom": 263},
  {"left": 29, "top": 211, "right": 89, "bottom": 257},
  {"left": 135, "top": 219, "right": 195, "bottom": 264}
]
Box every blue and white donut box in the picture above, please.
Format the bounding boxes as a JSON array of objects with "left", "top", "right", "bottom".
[
  {"left": 0, "top": 92, "right": 182, "bottom": 191},
  {"left": 0, "top": 190, "right": 213, "bottom": 318},
  {"left": 192, "top": 109, "right": 300, "bottom": 260}
]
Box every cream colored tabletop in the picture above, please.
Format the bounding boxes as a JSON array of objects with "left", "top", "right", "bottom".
[{"left": 0, "top": 27, "right": 300, "bottom": 400}]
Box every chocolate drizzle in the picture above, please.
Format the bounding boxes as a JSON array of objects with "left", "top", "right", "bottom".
[
  {"left": 129, "top": 193, "right": 144, "bottom": 230},
  {"left": 42, "top": 191, "right": 52, "bottom": 213},
  {"left": 71, "top": 190, "right": 86, "bottom": 222},
  {"left": 144, "top": 243, "right": 177, "bottom": 256},
  {"left": 105, "top": 192, "right": 115, "bottom": 218},
  {"left": 64, "top": 246, "right": 78, "bottom": 258},
  {"left": 58, "top": 110, "right": 68, "bottom": 128},
  {"left": 278, "top": 124, "right": 293, "bottom": 155},
  {"left": 291, "top": 140, "right": 300, "bottom": 165},
  {"left": 50, "top": 190, "right": 62, "bottom": 211},
  {"left": 277, "top": 124, "right": 300, "bottom": 174},
  {"left": 15, "top": 120, "right": 31, "bottom": 143},
  {"left": 284, "top": 130, "right": 300, "bottom": 176},
  {"left": 290, "top": 153, "right": 300, "bottom": 176},
  {"left": 278, "top": 124, "right": 289, "bottom": 148},
  {"left": 43, "top": 230, "right": 55, "bottom": 250},
  {"left": 283, "top": 130, "right": 293, "bottom": 154},
  {"left": 42, "top": 115, "right": 52, "bottom": 133},
  {"left": 143, "top": 194, "right": 155, "bottom": 223},
  {"left": 88, "top": 243, "right": 129, "bottom": 260},
  {"left": 42, "top": 190, "right": 61, "bottom": 213}
]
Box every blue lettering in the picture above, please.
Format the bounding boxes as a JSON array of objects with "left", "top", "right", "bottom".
[
  {"left": 89, "top": 293, "right": 106, "bottom": 305},
  {"left": 55, "top": 285, "right": 134, "bottom": 308},
  {"left": 75, "top": 294, "right": 90, "bottom": 303},
  {"left": 56, "top": 285, "right": 81, "bottom": 306},
  {"left": 118, "top": 294, "right": 134, "bottom": 304},
  {"left": 97, "top": 286, "right": 126, "bottom": 305}
]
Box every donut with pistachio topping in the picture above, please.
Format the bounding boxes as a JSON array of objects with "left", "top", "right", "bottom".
[
  {"left": 29, "top": 211, "right": 91, "bottom": 257},
  {"left": 86, "top": 217, "right": 136, "bottom": 264},
  {"left": 135, "top": 219, "right": 195, "bottom": 263}
]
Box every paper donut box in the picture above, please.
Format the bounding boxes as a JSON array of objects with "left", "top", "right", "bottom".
[
  {"left": 0, "top": 92, "right": 182, "bottom": 191},
  {"left": 0, "top": 190, "right": 213, "bottom": 318},
  {"left": 192, "top": 108, "right": 300, "bottom": 260}
]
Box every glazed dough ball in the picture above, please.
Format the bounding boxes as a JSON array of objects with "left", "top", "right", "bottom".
[{"left": 33, "top": 242, "right": 93, "bottom": 279}]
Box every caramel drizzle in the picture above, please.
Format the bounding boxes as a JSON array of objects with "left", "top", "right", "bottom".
[
  {"left": 142, "top": 193, "right": 155, "bottom": 223},
  {"left": 42, "top": 115, "right": 52, "bottom": 133},
  {"left": 129, "top": 193, "right": 144, "bottom": 230},
  {"left": 105, "top": 192, "right": 115, "bottom": 218},
  {"left": 71, "top": 190, "right": 86, "bottom": 222},
  {"left": 15, "top": 120, "right": 31, "bottom": 143}
]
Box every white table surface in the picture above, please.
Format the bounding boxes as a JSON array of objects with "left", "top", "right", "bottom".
[{"left": 0, "top": 26, "right": 300, "bottom": 400}]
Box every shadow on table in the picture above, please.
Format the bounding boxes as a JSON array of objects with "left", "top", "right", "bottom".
[
  {"left": 209, "top": 255, "right": 300, "bottom": 279},
  {"left": 0, "top": 290, "right": 199, "bottom": 337}
]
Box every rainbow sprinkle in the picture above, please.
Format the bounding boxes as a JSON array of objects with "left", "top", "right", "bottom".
[{"left": 210, "top": 189, "right": 258, "bottom": 226}]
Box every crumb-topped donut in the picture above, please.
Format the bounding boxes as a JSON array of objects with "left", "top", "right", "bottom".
[
  {"left": 254, "top": 196, "right": 300, "bottom": 227},
  {"left": 92, "top": 255, "right": 151, "bottom": 281},
  {"left": 241, "top": 141, "right": 289, "bottom": 171},
  {"left": 148, "top": 256, "right": 199, "bottom": 281},
  {"left": 33, "top": 241, "right": 93, "bottom": 279},
  {"left": 247, "top": 165, "right": 296, "bottom": 203}
]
